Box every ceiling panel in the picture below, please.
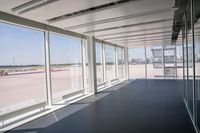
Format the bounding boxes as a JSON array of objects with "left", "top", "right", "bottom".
[
  {"left": 68, "top": 11, "right": 174, "bottom": 35},
  {"left": 51, "top": 0, "right": 174, "bottom": 29},
  {"left": 0, "top": 0, "right": 175, "bottom": 47},
  {"left": 95, "top": 21, "right": 173, "bottom": 40},
  {"left": 0, "top": 0, "right": 30, "bottom": 13}
]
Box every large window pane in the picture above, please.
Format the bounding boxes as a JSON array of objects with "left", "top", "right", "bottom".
[
  {"left": 83, "top": 39, "right": 89, "bottom": 89},
  {"left": 96, "top": 43, "right": 104, "bottom": 84},
  {"left": 146, "top": 45, "right": 163, "bottom": 79},
  {"left": 105, "top": 45, "right": 116, "bottom": 81},
  {"left": 50, "top": 33, "right": 83, "bottom": 102},
  {"left": 176, "top": 44, "right": 183, "bottom": 79},
  {"left": 183, "top": 23, "right": 188, "bottom": 104},
  {"left": 129, "top": 47, "right": 145, "bottom": 79},
  {"left": 117, "top": 47, "right": 125, "bottom": 79},
  {"left": 186, "top": 2, "right": 194, "bottom": 115},
  {"left": 122, "top": 48, "right": 126, "bottom": 78},
  {"left": 195, "top": 19, "right": 200, "bottom": 129},
  {"left": 0, "top": 23, "right": 46, "bottom": 115}
]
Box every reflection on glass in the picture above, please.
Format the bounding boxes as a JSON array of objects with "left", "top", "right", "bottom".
[
  {"left": 117, "top": 48, "right": 125, "bottom": 79},
  {"left": 195, "top": 19, "right": 200, "bottom": 129},
  {"left": 183, "top": 26, "right": 188, "bottom": 104},
  {"left": 96, "top": 43, "right": 104, "bottom": 84},
  {"left": 146, "top": 45, "right": 163, "bottom": 79},
  {"left": 83, "top": 39, "right": 89, "bottom": 89},
  {"left": 105, "top": 45, "right": 116, "bottom": 81},
  {"left": 187, "top": 3, "right": 194, "bottom": 114},
  {"left": 50, "top": 33, "right": 83, "bottom": 102},
  {"left": 129, "top": 47, "right": 145, "bottom": 79},
  {"left": 163, "top": 45, "right": 177, "bottom": 79},
  {"left": 0, "top": 22, "right": 46, "bottom": 114},
  {"left": 176, "top": 45, "right": 183, "bottom": 79}
]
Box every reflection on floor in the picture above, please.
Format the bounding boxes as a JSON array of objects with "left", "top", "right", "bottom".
[{"left": 6, "top": 79, "right": 195, "bottom": 133}]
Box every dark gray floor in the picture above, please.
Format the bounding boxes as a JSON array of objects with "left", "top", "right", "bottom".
[{"left": 6, "top": 79, "right": 195, "bottom": 133}]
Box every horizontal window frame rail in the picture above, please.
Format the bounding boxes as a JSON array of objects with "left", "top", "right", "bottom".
[
  {"left": 62, "top": 89, "right": 85, "bottom": 100},
  {"left": 0, "top": 101, "right": 47, "bottom": 126},
  {"left": 0, "top": 11, "right": 86, "bottom": 39},
  {"left": 0, "top": 11, "right": 124, "bottom": 48},
  {"left": 0, "top": 11, "right": 123, "bottom": 50},
  {"left": 97, "top": 81, "right": 107, "bottom": 87},
  {"left": 94, "top": 38, "right": 124, "bottom": 49},
  {"left": 111, "top": 78, "right": 119, "bottom": 83},
  {"left": 154, "top": 75, "right": 176, "bottom": 78}
]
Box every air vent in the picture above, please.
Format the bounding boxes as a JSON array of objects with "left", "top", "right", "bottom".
[
  {"left": 47, "top": 0, "right": 140, "bottom": 23},
  {"left": 12, "top": 0, "right": 59, "bottom": 15}
]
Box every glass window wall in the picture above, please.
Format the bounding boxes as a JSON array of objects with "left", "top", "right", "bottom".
[
  {"left": 0, "top": 22, "right": 46, "bottom": 116},
  {"left": 49, "top": 33, "right": 83, "bottom": 103},
  {"left": 105, "top": 45, "right": 116, "bottom": 82},
  {"left": 117, "top": 47, "right": 125, "bottom": 79},
  {"left": 95, "top": 43, "right": 104, "bottom": 84},
  {"left": 128, "top": 47, "right": 145, "bottom": 79}
]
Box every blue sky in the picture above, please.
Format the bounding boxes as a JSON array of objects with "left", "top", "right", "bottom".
[
  {"left": 0, "top": 22, "right": 44, "bottom": 65},
  {"left": 50, "top": 33, "right": 82, "bottom": 64},
  {"left": 0, "top": 22, "right": 82, "bottom": 66}
]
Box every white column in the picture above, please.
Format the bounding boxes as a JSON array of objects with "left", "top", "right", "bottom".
[
  {"left": 162, "top": 43, "right": 165, "bottom": 78},
  {"left": 81, "top": 39, "right": 87, "bottom": 90},
  {"left": 44, "top": 30, "right": 52, "bottom": 106},
  {"left": 87, "top": 36, "right": 97, "bottom": 94},
  {"left": 175, "top": 43, "right": 177, "bottom": 79},
  {"left": 124, "top": 43, "right": 129, "bottom": 79},
  {"left": 115, "top": 47, "right": 119, "bottom": 79},
  {"left": 144, "top": 44, "right": 147, "bottom": 79},
  {"left": 102, "top": 44, "right": 106, "bottom": 83}
]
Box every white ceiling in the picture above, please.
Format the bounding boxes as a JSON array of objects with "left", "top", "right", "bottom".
[{"left": 0, "top": 0, "right": 175, "bottom": 48}]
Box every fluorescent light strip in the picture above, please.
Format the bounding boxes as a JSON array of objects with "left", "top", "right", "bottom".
[
  {"left": 127, "top": 40, "right": 172, "bottom": 46},
  {"left": 84, "top": 18, "right": 173, "bottom": 34},
  {"left": 18, "top": 0, "right": 59, "bottom": 15},
  {"left": 111, "top": 37, "right": 171, "bottom": 43},
  {"left": 103, "top": 31, "right": 172, "bottom": 41},
  {"left": 128, "top": 40, "right": 172, "bottom": 45},
  {"left": 12, "top": 0, "right": 43, "bottom": 12},
  {"left": 117, "top": 37, "right": 172, "bottom": 44},
  {"left": 110, "top": 35, "right": 172, "bottom": 43},
  {"left": 96, "top": 26, "right": 173, "bottom": 37},
  {"left": 113, "top": 37, "right": 172, "bottom": 44},
  {"left": 118, "top": 40, "right": 173, "bottom": 47},
  {"left": 66, "top": 8, "right": 173, "bottom": 30}
]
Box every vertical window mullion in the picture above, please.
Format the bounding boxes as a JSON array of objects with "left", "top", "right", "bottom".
[{"left": 44, "top": 30, "right": 52, "bottom": 107}]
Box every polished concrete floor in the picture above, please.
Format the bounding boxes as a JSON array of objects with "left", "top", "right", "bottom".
[{"left": 7, "top": 79, "right": 195, "bottom": 133}]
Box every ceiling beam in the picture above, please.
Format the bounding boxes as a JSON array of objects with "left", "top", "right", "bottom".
[
  {"left": 84, "top": 18, "right": 173, "bottom": 34},
  {"left": 112, "top": 36, "right": 173, "bottom": 43},
  {"left": 103, "top": 30, "right": 172, "bottom": 41}
]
